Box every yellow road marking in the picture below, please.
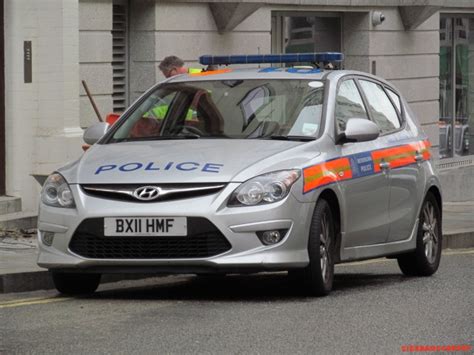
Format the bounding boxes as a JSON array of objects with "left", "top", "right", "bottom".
[
  {"left": 0, "top": 296, "right": 53, "bottom": 305},
  {"left": 0, "top": 297, "right": 71, "bottom": 309},
  {"left": 443, "top": 249, "right": 474, "bottom": 255},
  {"left": 1, "top": 250, "right": 472, "bottom": 309}
]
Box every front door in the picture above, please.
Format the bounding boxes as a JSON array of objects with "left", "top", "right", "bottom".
[{"left": 335, "top": 78, "right": 391, "bottom": 247}]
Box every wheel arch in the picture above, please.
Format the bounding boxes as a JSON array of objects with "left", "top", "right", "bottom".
[
  {"left": 318, "top": 188, "right": 342, "bottom": 263},
  {"left": 427, "top": 185, "right": 443, "bottom": 221}
]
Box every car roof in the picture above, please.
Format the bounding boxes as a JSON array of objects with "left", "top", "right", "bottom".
[
  {"left": 164, "top": 67, "right": 399, "bottom": 92},
  {"left": 167, "top": 67, "right": 328, "bottom": 82}
]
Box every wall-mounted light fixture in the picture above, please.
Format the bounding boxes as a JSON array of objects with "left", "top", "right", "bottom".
[{"left": 372, "top": 11, "right": 386, "bottom": 26}]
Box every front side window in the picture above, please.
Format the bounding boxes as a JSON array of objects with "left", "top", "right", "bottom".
[
  {"left": 335, "top": 79, "right": 369, "bottom": 134},
  {"left": 359, "top": 80, "right": 401, "bottom": 134},
  {"left": 107, "top": 79, "right": 325, "bottom": 142}
]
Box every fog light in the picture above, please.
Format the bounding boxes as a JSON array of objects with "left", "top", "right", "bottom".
[
  {"left": 257, "top": 230, "right": 286, "bottom": 245},
  {"left": 42, "top": 231, "right": 55, "bottom": 246}
]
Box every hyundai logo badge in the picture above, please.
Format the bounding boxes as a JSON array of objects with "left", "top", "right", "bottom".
[{"left": 133, "top": 186, "right": 161, "bottom": 201}]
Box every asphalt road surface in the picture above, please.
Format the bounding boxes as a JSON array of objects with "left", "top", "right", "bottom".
[{"left": 1, "top": 250, "right": 473, "bottom": 354}]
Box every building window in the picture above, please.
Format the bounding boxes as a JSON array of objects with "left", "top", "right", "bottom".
[
  {"left": 272, "top": 13, "right": 341, "bottom": 56},
  {"left": 439, "top": 15, "right": 474, "bottom": 158},
  {"left": 112, "top": 1, "right": 129, "bottom": 112}
]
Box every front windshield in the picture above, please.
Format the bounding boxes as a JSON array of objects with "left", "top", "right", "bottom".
[{"left": 108, "top": 79, "right": 325, "bottom": 142}]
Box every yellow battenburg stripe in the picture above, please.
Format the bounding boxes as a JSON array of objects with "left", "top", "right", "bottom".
[
  {"left": 372, "top": 140, "right": 431, "bottom": 172},
  {"left": 303, "top": 140, "right": 431, "bottom": 193},
  {"left": 303, "top": 157, "right": 352, "bottom": 193}
]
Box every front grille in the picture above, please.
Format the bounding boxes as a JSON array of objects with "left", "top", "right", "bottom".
[
  {"left": 81, "top": 183, "right": 226, "bottom": 203},
  {"left": 69, "top": 218, "right": 232, "bottom": 259}
]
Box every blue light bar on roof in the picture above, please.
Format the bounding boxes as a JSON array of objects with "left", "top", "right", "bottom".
[{"left": 199, "top": 52, "right": 344, "bottom": 66}]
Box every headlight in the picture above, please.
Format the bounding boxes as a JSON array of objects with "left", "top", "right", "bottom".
[
  {"left": 228, "top": 170, "right": 301, "bottom": 207},
  {"left": 41, "top": 173, "right": 76, "bottom": 208}
]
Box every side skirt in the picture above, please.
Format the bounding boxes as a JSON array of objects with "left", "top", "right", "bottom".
[{"left": 339, "top": 219, "right": 418, "bottom": 262}]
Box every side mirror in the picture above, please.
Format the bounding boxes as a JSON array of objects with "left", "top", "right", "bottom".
[
  {"left": 339, "top": 118, "right": 379, "bottom": 144},
  {"left": 83, "top": 122, "right": 109, "bottom": 145}
]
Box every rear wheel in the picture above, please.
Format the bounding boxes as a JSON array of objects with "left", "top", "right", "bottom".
[
  {"left": 51, "top": 272, "right": 101, "bottom": 295},
  {"left": 290, "top": 199, "right": 335, "bottom": 296},
  {"left": 397, "top": 192, "right": 442, "bottom": 276}
]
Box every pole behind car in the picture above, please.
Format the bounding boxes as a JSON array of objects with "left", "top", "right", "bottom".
[{"left": 82, "top": 80, "right": 103, "bottom": 122}]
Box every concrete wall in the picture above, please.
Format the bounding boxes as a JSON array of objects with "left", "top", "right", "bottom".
[
  {"left": 4, "top": 0, "right": 83, "bottom": 212},
  {"left": 343, "top": 8, "right": 440, "bottom": 153},
  {"left": 439, "top": 164, "right": 474, "bottom": 202},
  {"left": 4, "top": 0, "right": 473, "bottom": 211},
  {"left": 79, "top": 0, "right": 114, "bottom": 128},
  {"left": 129, "top": 0, "right": 157, "bottom": 102},
  {"left": 129, "top": 2, "right": 272, "bottom": 101}
]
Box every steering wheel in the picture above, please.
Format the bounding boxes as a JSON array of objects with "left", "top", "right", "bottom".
[{"left": 175, "top": 125, "right": 205, "bottom": 137}]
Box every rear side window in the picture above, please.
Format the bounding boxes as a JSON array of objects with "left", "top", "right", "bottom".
[
  {"left": 335, "top": 79, "right": 369, "bottom": 133},
  {"left": 359, "top": 80, "right": 401, "bottom": 134},
  {"left": 386, "top": 88, "right": 402, "bottom": 114}
]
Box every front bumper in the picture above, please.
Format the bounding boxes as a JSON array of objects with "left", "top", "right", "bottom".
[{"left": 37, "top": 184, "right": 314, "bottom": 273}]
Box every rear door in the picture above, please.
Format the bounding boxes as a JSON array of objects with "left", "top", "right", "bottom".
[{"left": 335, "top": 78, "right": 391, "bottom": 247}]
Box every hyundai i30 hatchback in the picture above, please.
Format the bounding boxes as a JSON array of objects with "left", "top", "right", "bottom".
[{"left": 37, "top": 53, "right": 442, "bottom": 296}]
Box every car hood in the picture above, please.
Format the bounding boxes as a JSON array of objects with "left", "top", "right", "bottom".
[{"left": 60, "top": 139, "right": 320, "bottom": 184}]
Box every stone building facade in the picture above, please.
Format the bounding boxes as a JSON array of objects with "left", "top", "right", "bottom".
[{"left": 2, "top": 0, "right": 474, "bottom": 218}]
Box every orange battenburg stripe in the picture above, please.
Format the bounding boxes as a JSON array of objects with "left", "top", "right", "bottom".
[
  {"left": 303, "top": 140, "right": 431, "bottom": 193},
  {"left": 303, "top": 157, "right": 352, "bottom": 193},
  {"left": 371, "top": 140, "right": 431, "bottom": 172},
  {"left": 420, "top": 140, "right": 432, "bottom": 160},
  {"left": 189, "top": 69, "right": 232, "bottom": 76}
]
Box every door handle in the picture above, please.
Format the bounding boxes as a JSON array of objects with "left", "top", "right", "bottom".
[
  {"left": 414, "top": 152, "right": 424, "bottom": 162},
  {"left": 379, "top": 161, "right": 390, "bottom": 170}
]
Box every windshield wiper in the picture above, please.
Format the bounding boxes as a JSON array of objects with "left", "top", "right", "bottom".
[
  {"left": 267, "top": 135, "right": 316, "bottom": 142},
  {"left": 113, "top": 135, "right": 200, "bottom": 143}
]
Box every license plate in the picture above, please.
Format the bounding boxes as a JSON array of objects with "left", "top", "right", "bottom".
[{"left": 104, "top": 217, "right": 187, "bottom": 236}]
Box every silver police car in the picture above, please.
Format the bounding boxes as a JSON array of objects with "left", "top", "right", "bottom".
[{"left": 38, "top": 53, "right": 442, "bottom": 296}]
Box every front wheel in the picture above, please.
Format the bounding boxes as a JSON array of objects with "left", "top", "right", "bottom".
[
  {"left": 51, "top": 272, "right": 101, "bottom": 295},
  {"left": 290, "top": 199, "right": 335, "bottom": 296},
  {"left": 397, "top": 192, "right": 442, "bottom": 276}
]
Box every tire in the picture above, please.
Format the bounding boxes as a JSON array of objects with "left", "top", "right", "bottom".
[
  {"left": 51, "top": 272, "right": 101, "bottom": 295},
  {"left": 290, "top": 198, "right": 335, "bottom": 296},
  {"left": 397, "top": 192, "right": 442, "bottom": 276}
]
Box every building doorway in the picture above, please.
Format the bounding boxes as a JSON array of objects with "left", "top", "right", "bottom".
[
  {"left": 439, "top": 15, "right": 474, "bottom": 159},
  {"left": 272, "top": 12, "right": 342, "bottom": 56}
]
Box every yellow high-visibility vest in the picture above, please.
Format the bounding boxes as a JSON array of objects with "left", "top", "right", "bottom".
[
  {"left": 188, "top": 68, "right": 202, "bottom": 74},
  {"left": 144, "top": 104, "right": 194, "bottom": 121}
]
